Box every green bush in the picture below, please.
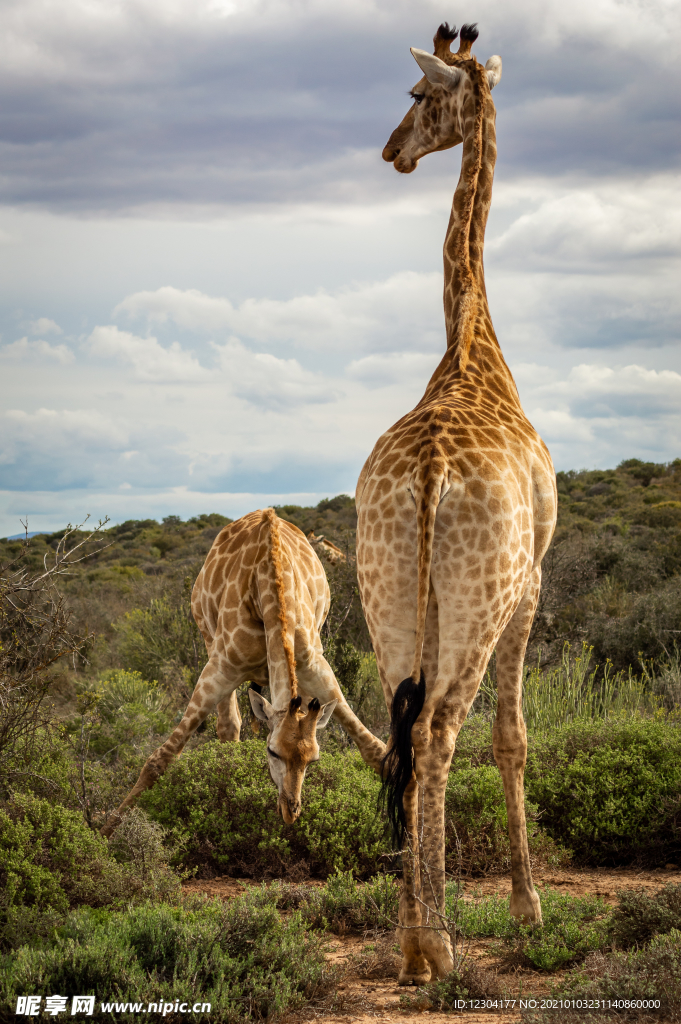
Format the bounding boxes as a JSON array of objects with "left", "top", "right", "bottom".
[
  {"left": 445, "top": 762, "right": 568, "bottom": 875},
  {"left": 610, "top": 884, "right": 681, "bottom": 948},
  {"left": 0, "top": 794, "right": 125, "bottom": 916},
  {"left": 0, "top": 892, "right": 332, "bottom": 1023},
  {"left": 525, "top": 716, "right": 681, "bottom": 865},
  {"left": 141, "top": 737, "right": 569, "bottom": 879},
  {"left": 0, "top": 794, "right": 180, "bottom": 949},
  {"left": 527, "top": 930, "right": 681, "bottom": 1023},
  {"left": 141, "top": 741, "right": 387, "bottom": 878},
  {"left": 296, "top": 871, "right": 400, "bottom": 932},
  {"left": 590, "top": 578, "right": 681, "bottom": 669},
  {"left": 114, "top": 587, "right": 206, "bottom": 691}
]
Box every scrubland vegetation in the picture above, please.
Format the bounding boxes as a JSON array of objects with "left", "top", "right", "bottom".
[{"left": 2, "top": 459, "right": 681, "bottom": 1019}]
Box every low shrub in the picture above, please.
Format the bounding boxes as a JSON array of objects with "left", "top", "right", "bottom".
[
  {"left": 350, "top": 935, "right": 401, "bottom": 979},
  {"left": 525, "top": 716, "right": 681, "bottom": 865},
  {"left": 296, "top": 871, "right": 400, "bottom": 933},
  {"left": 610, "top": 884, "right": 681, "bottom": 949},
  {"left": 401, "top": 959, "right": 500, "bottom": 1011},
  {"left": 0, "top": 794, "right": 180, "bottom": 949},
  {"left": 445, "top": 885, "right": 610, "bottom": 971},
  {"left": 0, "top": 891, "right": 333, "bottom": 1023},
  {"left": 524, "top": 930, "right": 681, "bottom": 1023},
  {"left": 141, "top": 741, "right": 387, "bottom": 878},
  {"left": 142, "top": 739, "right": 566, "bottom": 880}
]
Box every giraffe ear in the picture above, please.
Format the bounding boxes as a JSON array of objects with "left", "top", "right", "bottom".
[
  {"left": 485, "top": 55, "right": 502, "bottom": 90},
  {"left": 410, "top": 48, "right": 462, "bottom": 90},
  {"left": 249, "top": 689, "right": 274, "bottom": 723},
  {"left": 315, "top": 700, "right": 338, "bottom": 729}
]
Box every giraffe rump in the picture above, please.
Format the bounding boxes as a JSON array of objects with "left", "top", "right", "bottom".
[
  {"left": 379, "top": 670, "right": 426, "bottom": 849},
  {"left": 263, "top": 507, "right": 299, "bottom": 700}
]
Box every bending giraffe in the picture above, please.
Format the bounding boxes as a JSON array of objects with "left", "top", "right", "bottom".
[
  {"left": 355, "top": 22, "right": 557, "bottom": 984},
  {"left": 102, "top": 509, "right": 385, "bottom": 837}
]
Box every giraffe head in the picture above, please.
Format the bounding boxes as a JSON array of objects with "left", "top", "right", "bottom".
[
  {"left": 249, "top": 692, "right": 337, "bottom": 823},
  {"left": 383, "top": 22, "right": 502, "bottom": 174}
]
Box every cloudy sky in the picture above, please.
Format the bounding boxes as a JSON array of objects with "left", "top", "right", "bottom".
[{"left": 1, "top": 0, "right": 680, "bottom": 536}]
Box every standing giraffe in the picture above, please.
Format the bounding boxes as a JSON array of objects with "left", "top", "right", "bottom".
[
  {"left": 102, "top": 509, "right": 385, "bottom": 837},
  {"left": 355, "top": 22, "right": 557, "bottom": 984}
]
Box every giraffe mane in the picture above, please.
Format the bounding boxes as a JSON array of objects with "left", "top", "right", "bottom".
[{"left": 263, "top": 507, "right": 299, "bottom": 700}]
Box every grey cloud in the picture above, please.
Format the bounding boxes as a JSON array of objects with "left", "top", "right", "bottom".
[
  {"left": 0, "top": 1, "right": 679, "bottom": 212},
  {"left": 0, "top": 407, "right": 186, "bottom": 491}
]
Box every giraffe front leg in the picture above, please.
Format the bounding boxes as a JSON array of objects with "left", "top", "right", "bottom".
[
  {"left": 216, "top": 689, "right": 241, "bottom": 742},
  {"left": 296, "top": 652, "right": 386, "bottom": 771},
  {"left": 100, "top": 654, "right": 239, "bottom": 837},
  {"left": 493, "top": 567, "right": 542, "bottom": 924}
]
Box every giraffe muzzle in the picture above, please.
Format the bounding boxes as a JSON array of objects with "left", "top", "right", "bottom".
[{"left": 278, "top": 794, "right": 302, "bottom": 824}]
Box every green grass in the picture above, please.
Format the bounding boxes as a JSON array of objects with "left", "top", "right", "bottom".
[{"left": 477, "top": 643, "right": 658, "bottom": 734}]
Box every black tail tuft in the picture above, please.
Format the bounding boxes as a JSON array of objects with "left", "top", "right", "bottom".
[{"left": 379, "top": 671, "right": 426, "bottom": 850}]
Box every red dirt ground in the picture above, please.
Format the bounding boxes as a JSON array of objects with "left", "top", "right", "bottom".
[{"left": 183, "top": 866, "right": 681, "bottom": 1022}]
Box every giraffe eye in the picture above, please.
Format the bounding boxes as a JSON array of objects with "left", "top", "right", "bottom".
[{"left": 410, "top": 91, "right": 425, "bottom": 105}]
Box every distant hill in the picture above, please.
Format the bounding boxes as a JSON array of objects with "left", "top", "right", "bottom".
[{"left": 1, "top": 462, "right": 679, "bottom": 673}]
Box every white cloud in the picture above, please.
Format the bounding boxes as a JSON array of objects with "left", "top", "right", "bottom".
[
  {"left": 0, "top": 337, "right": 73, "bottom": 363},
  {"left": 115, "top": 272, "right": 444, "bottom": 354},
  {"left": 347, "top": 350, "right": 439, "bottom": 387},
  {"left": 212, "top": 338, "right": 338, "bottom": 409},
  {"left": 489, "top": 175, "right": 681, "bottom": 269},
  {"left": 29, "top": 317, "right": 62, "bottom": 335},
  {"left": 87, "top": 325, "right": 208, "bottom": 381},
  {"left": 1, "top": 407, "right": 130, "bottom": 460},
  {"left": 516, "top": 363, "right": 681, "bottom": 466}
]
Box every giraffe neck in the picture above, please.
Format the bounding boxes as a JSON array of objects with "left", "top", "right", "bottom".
[
  {"left": 422, "top": 62, "right": 520, "bottom": 407},
  {"left": 442, "top": 65, "right": 496, "bottom": 360}
]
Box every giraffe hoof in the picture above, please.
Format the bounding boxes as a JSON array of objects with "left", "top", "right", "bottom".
[
  {"left": 510, "top": 889, "right": 542, "bottom": 925},
  {"left": 398, "top": 965, "right": 431, "bottom": 986}
]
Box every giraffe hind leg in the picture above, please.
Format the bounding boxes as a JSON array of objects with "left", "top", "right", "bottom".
[
  {"left": 397, "top": 776, "right": 431, "bottom": 985},
  {"left": 493, "top": 566, "right": 542, "bottom": 924}
]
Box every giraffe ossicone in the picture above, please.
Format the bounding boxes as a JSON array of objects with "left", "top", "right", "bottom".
[
  {"left": 101, "top": 508, "right": 385, "bottom": 837},
  {"left": 357, "top": 19, "right": 557, "bottom": 986}
]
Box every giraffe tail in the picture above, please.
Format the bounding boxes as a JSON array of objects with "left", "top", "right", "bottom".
[
  {"left": 262, "top": 508, "right": 300, "bottom": 706},
  {"left": 380, "top": 447, "right": 447, "bottom": 849}
]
